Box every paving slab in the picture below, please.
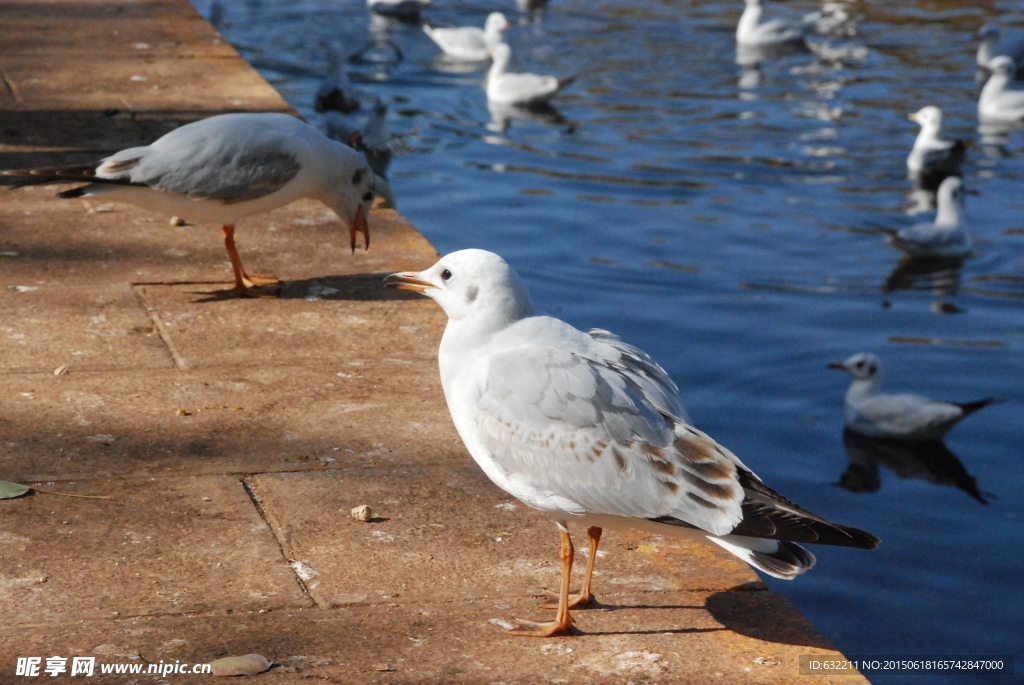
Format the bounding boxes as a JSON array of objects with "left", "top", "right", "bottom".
[
  {"left": 1, "top": 191, "right": 437, "bottom": 288},
  {"left": 0, "top": 364, "right": 460, "bottom": 482},
  {"left": 0, "top": 282, "right": 174, "bottom": 374},
  {"left": 249, "top": 466, "right": 761, "bottom": 611},
  {"left": 0, "top": 475, "right": 309, "bottom": 625},
  {"left": 0, "top": 595, "right": 866, "bottom": 684}
]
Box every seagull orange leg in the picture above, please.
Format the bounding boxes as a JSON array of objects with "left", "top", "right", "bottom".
[
  {"left": 541, "top": 526, "right": 602, "bottom": 609},
  {"left": 505, "top": 528, "right": 576, "bottom": 637},
  {"left": 222, "top": 224, "right": 278, "bottom": 296}
]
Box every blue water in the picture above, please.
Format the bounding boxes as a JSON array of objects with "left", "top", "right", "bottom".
[{"left": 195, "top": 1, "right": 1024, "bottom": 681}]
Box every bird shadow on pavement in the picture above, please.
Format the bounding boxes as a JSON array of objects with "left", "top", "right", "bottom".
[
  {"left": 703, "top": 584, "right": 838, "bottom": 648},
  {"left": 186, "top": 273, "right": 427, "bottom": 303}
]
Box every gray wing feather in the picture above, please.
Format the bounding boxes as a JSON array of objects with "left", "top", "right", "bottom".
[
  {"left": 98, "top": 116, "right": 303, "bottom": 204},
  {"left": 476, "top": 341, "right": 744, "bottom": 535}
]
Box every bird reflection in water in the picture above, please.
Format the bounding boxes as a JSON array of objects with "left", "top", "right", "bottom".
[
  {"left": 882, "top": 255, "right": 964, "bottom": 295},
  {"left": 838, "top": 428, "right": 989, "bottom": 504},
  {"left": 487, "top": 101, "right": 569, "bottom": 134}
]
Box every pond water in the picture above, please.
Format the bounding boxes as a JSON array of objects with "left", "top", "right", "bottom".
[{"left": 193, "top": 0, "right": 1023, "bottom": 681}]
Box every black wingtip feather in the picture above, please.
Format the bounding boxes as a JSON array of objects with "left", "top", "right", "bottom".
[
  {"left": 956, "top": 397, "right": 999, "bottom": 417},
  {"left": 749, "top": 541, "right": 816, "bottom": 579},
  {"left": 56, "top": 187, "right": 87, "bottom": 199}
]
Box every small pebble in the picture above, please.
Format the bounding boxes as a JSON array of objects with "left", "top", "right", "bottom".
[
  {"left": 169, "top": 216, "right": 187, "bottom": 226},
  {"left": 351, "top": 505, "right": 372, "bottom": 522}
]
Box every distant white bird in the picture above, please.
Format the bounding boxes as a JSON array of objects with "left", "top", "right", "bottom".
[
  {"left": 315, "top": 54, "right": 361, "bottom": 115},
  {"left": 976, "top": 23, "right": 1024, "bottom": 70},
  {"left": 367, "top": 0, "right": 430, "bottom": 20},
  {"left": 423, "top": 12, "right": 509, "bottom": 61},
  {"left": 386, "top": 249, "right": 878, "bottom": 637},
  {"left": 979, "top": 56, "right": 1024, "bottom": 122},
  {"left": 486, "top": 43, "right": 575, "bottom": 105},
  {"left": 886, "top": 176, "right": 973, "bottom": 258},
  {"left": 906, "top": 106, "right": 965, "bottom": 183},
  {"left": 830, "top": 353, "right": 995, "bottom": 440},
  {"left": 2, "top": 113, "right": 375, "bottom": 296},
  {"left": 736, "top": 0, "right": 844, "bottom": 46}
]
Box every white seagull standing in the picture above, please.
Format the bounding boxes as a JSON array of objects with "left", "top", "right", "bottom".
[
  {"left": 887, "top": 176, "right": 973, "bottom": 258},
  {"left": 3, "top": 113, "right": 375, "bottom": 296},
  {"left": 486, "top": 43, "right": 575, "bottom": 105},
  {"left": 979, "top": 56, "right": 1024, "bottom": 122},
  {"left": 423, "top": 12, "right": 509, "bottom": 62},
  {"left": 829, "top": 353, "right": 996, "bottom": 441},
  {"left": 976, "top": 23, "right": 1024, "bottom": 71},
  {"left": 386, "top": 250, "right": 878, "bottom": 637},
  {"left": 906, "top": 106, "right": 965, "bottom": 183}
]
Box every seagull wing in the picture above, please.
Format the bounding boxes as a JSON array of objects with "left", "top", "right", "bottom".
[{"left": 101, "top": 114, "right": 304, "bottom": 204}]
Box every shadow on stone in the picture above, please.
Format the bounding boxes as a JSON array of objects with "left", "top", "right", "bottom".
[{"left": 704, "top": 587, "right": 836, "bottom": 648}]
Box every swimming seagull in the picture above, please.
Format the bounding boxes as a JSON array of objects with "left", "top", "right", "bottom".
[
  {"left": 367, "top": 0, "right": 431, "bottom": 21},
  {"left": 2, "top": 113, "right": 375, "bottom": 296},
  {"left": 486, "top": 43, "right": 575, "bottom": 105},
  {"left": 385, "top": 249, "right": 878, "bottom": 637},
  {"left": 314, "top": 54, "right": 361, "bottom": 115},
  {"left": 885, "top": 176, "right": 973, "bottom": 258},
  {"left": 906, "top": 106, "right": 965, "bottom": 188},
  {"left": 423, "top": 12, "right": 509, "bottom": 62},
  {"left": 829, "top": 353, "right": 996, "bottom": 441},
  {"left": 735, "top": 0, "right": 844, "bottom": 47},
  {"left": 976, "top": 23, "right": 1024, "bottom": 71},
  {"left": 979, "top": 56, "right": 1024, "bottom": 122}
]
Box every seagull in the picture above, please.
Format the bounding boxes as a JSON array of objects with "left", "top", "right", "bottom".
[
  {"left": 3, "top": 113, "right": 375, "bottom": 296},
  {"left": 886, "top": 176, "right": 973, "bottom": 258},
  {"left": 385, "top": 249, "right": 878, "bottom": 637},
  {"left": 979, "top": 56, "right": 1024, "bottom": 122},
  {"left": 735, "top": 0, "right": 843, "bottom": 47},
  {"left": 314, "top": 54, "right": 361, "bottom": 115},
  {"left": 486, "top": 43, "right": 575, "bottom": 106},
  {"left": 829, "top": 353, "right": 996, "bottom": 441},
  {"left": 423, "top": 12, "right": 509, "bottom": 62},
  {"left": 906, "top": 106, "right": 965, "bottom": 187},
  {"left": 367, "top": 0, "right": 430, "bottom": 21},
  {"left": 976, "top": 23, "right": 1024, "bottom": 71},
  {"left": 325, "top": 98, "right": 396, "bottom": 208}
]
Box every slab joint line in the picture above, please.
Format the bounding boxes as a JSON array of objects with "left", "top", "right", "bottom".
[
  {"left": 131, "top": 284, "right": 188, "bottom": 370},
  {"left": 239, "top": 475, "right": 321, "bottom": 609}
]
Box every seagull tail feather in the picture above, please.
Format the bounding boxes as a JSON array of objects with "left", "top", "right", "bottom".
[
  {"left": 956, "top": 397, "right": 1000, "bottom": 417},
  {"left": 708, "top": 535, "right": 816, "bottom": 580}
]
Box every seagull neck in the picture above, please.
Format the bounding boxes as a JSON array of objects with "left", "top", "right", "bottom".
[
  {"left": 981, "top": 71, "right": 1009, "bottom": 101},
  {"left": 489, "top": 50, "right": 509, "bottom": 79},
  {"left": 736, "top": 4, "right": 763, "bottom": 40},
  {"left": 914, "top": 123, "right": 941, "bottom": 149},
  {"left": 846, "top": 377, "right": 880, "bottom": 405},
  {"left": 935, "top": 190, "right": 962, "bottom": 228}
]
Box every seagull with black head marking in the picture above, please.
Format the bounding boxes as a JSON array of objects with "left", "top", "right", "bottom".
[
  {"left": 3, "top": 113, "right": 375, "bottom": 297},
  {"left": 386, "top": 249, "right": 879, "bottom": 637},
  {"left": 830, "top": 353, "right": 996, "bottom": 440}
]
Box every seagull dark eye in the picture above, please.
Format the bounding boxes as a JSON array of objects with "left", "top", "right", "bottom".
[
  {"left": 868, "top": 364, "right": 877, "bottom": 374},
  {"left": 441, "top": 269, "right": 452, "bottom": 281},
  {"left": 855, "top": 360, "right": 864, "bottom": 368},
  {"left": 352, "top": 169, "right": 364, "bottom": 185},
  {"left": 362, "top": 191, "right": 374, "bottom": 202}
]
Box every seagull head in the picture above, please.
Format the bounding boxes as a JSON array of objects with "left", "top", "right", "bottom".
[
  {"left": 828, "top": 352, "right": 882, "bottom": 381},
  {"left": 908, "top": 106, "right": 942, "bottom": 133},
  {"left": 323, "top": 149, "right": 375, "bottom": 252},
  {"left": 384, "top": 249, "right": 536, "bottom": 327},
  {"left": 485, "top": 12, "right": 510, "bottom": 34},
  {"left": 987, "top": 55, "right": 1016, "bottom": 77},
  {"left": 978, "top": 23, "right": 1000, "bottom": 41}
]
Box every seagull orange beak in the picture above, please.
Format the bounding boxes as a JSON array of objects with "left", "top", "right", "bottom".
[
  {"left": 350, "top": 204, "right": 370, "bottom": 253},
  {"left": 827, "top": 362, "right": 847, "bottom": 370},
  {"left": 907, "top": 113, "right": 919, "bottom": 123},
  {"left": 383, "top": 271, "right": 435, "bottom": 293}
]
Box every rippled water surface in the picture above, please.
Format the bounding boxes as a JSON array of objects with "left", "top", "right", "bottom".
[{"left": 194, "top": 0, "right": 1023, "bottom": 680}]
